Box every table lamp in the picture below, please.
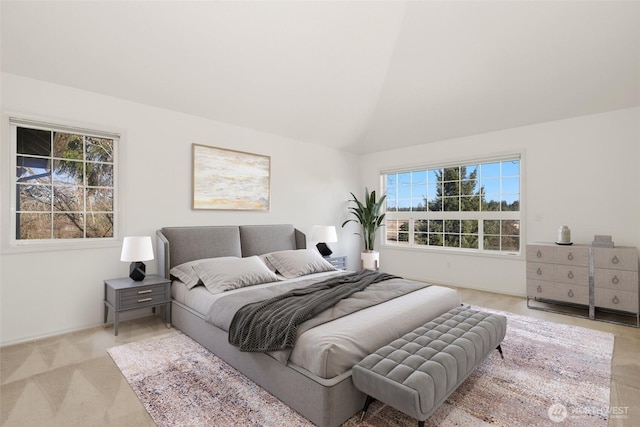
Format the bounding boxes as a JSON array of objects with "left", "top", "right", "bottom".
[
  {"left": 311, "top": 225, "right": 338, "bottom": 257},
  {"left": 120, "top": 236, "right": 154, "bottom": 281}
]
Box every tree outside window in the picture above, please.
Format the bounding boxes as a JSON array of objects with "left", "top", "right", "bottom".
[
  {"left": 384, "top": 157, "right": 521, "bottom": 254},
  {"left": 15, "top": 125, "right": 116, "bottom": 241}
]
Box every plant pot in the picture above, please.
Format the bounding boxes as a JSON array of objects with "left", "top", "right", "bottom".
[{"left": 361, "top": 251, "right": 379, "bottom": 271}]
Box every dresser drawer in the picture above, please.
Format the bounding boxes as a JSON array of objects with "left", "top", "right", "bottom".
[
  {"left": 594, "top": 269, "right": 638, "bottom": 292},
  {"left": 553, "top": 283, "right": 589, "bottom": 305},
  {"left": 527, "top": 245, "right": 554, "bottom": 263},
  {"left": 553, "top": 246, "right": 589, "bottom": 266},
  {"left": 526, "top": 262, "right": 553, "bottom": 281},
  {"left": 594, "top": 288, "right": 639, "bottom": 313},
  {"left": 527, "top": 280, "right": 555, "bottom": 300},
  {"left": 593, "top": 248, "right": 638, "bottom": 271},
  {"left": 553, "top": 265, "right": 589, "bottom": 285}
]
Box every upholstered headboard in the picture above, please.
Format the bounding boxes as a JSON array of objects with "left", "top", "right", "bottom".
[{"left": 156, "top": 224, "right": 306, "bottom": 279}]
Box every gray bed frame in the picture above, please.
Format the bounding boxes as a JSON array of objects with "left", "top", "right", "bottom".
[{"left": 156, "top": 224, "right": 365, "bottom": 427}]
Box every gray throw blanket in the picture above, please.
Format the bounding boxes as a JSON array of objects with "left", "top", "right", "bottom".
[{"left": 228, "top": 270, "right": 399, "bottom": 352}]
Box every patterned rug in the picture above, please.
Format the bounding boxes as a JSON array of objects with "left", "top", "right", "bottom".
[{"left": 108, "top": 309, "right": 613, "bottom": 426}]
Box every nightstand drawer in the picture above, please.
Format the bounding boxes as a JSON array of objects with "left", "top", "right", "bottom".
[
  {"left": 120, "top": 283, "right": 168, "bottom": 299},
  {"left": 120, "top": 284, "right": 168, "bottom": 308},
  {"left": 120, "top": 292, "right": 169, "bottom": 309},
  {"left": 325, "top": 256, "right": 347, "bottom": 270}
]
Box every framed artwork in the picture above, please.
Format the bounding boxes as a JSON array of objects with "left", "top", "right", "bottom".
[{"left": 192, "top": 144, "right": 271, "bottom": 211}]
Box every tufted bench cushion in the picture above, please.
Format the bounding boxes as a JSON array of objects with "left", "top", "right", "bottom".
[{"left": 351, "top": 306, "right": 507, "bottom": 426}]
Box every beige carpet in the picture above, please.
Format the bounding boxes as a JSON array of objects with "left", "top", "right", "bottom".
[{"left": 108, "top": 309, "right": 613, "bottom": 426}]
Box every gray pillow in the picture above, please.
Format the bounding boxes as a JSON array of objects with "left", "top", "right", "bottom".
[
  {"left": 192, "top": 256, "right": 279, "bottom": 294},
  {"left": 170, "top": 257, "right": 235, "bottom": 289},
  {"left": 265, "top": 249, "right": 336, "bottom": 279}
]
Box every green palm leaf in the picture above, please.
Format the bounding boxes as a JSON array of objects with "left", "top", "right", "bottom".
[{"left": 342, "top": 188, "right": 386, "bottom": 251}]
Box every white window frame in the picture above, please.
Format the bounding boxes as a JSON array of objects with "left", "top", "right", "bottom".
[
  {"left": 2, "top": 114, "right": 124, "bottom": 253},
  {"left": 381, "top": 152, "right": 524, "bottom": 258}
]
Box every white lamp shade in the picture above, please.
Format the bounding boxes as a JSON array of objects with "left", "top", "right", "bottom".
[
  {"left": 120, "top": 236, "right": 154, "bottom": 262},
  {"left": 311, "top": 226, "right": 338, "bottom": 243}
]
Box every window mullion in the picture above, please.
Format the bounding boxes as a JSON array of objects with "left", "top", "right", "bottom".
[
  {"left": 83, "top": 135, "right": 87, "bottom": 239},
  {"left": 49, "top": 131, "right": 54, "bottom": 239},
  {"left": 409, "top": 216, "right": 414, "bottom": 245}
]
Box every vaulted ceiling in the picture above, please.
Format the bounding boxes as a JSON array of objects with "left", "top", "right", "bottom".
[{"left": 2, "top": 1, "right": 639, "bottom": 154}]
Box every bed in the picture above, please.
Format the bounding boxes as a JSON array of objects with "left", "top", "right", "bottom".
[{"left": 156, "top": 224, "right": 461, "bottom": 427}]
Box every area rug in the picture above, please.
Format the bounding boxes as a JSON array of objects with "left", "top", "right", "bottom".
[{"left": 108, "top": 308, "right": 614, "bottom": 426}]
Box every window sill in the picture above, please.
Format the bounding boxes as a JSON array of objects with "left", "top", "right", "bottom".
[
  {"left": 382, "top": 243, "right": 524, "bottom": 260},
  {"left": 2, "top": 238, "right": 121, "bottom": 254}
]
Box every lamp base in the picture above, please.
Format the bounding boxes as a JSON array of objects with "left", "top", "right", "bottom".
[
  {"left": 129, "top": 261, "right": 146, "bottom": 281},
  {"left": 316, "top": 242, "right": 333, "bottom": 257}
]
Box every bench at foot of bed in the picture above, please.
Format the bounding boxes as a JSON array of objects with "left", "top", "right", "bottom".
[{"left": 352, "top": 306, "right": 507, "bottom": 427}]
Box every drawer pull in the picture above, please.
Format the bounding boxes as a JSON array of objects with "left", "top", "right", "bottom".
[
  {"left": 611, "top": 256, "right": 619, "bottom": 264},
  {"left": 568, "top": 289, "right": 574, "bottom": 298},
  {"left": 567, "top": 252, "right": 573, "bottom": 260},
  {"left": 612, "top": 275, "right": 619, "bottom": 285},
  {"left": 537, "top": 285, "right": 542, "bottom": 293},
  {"left": 536, "top": 250, "right": 542, "bottom": 258},
  {"left": 567, "top": 271, "right": 574, "bottom": 279},
  {"left": 612, "top": 296, "right": 619, "bottom": 305},
  {"left": 137, "top": 289, "right": 152, "bottom": 294},
  {"left": 537, "top": 268, "right": 542, "bottom": 276},
  {"left": 138, "top": 298, "right": 153, "bottom": 303}
]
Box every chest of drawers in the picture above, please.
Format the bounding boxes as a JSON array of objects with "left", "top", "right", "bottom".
[
  {"left": 593, "top": 247, "right": 639, "bottom": 314},
  {"left": 526, "top": 243, "right": 639, "bottom": 327},
  {"left": 526, "top": 243, "right": 590, "bottom": 305}
]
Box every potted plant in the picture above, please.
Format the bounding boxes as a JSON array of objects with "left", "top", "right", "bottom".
[{"left": 342, "top": 188, "right": 386, "bottom": 270}]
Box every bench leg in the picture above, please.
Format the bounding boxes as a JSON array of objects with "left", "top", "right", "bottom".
[
  {"left": 496, "top": 345, "right": 504, "bottom": 359},
  {"left": 360, "top": 395, "right": 373, "bottom": 422}
]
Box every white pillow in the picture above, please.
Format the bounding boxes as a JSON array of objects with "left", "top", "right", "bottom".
[
  {"left": 265, "top": 249, "right": 336, "bottom": 279},
  {"left": 170, "top": 257, "right": 235, "bottom": 289},
  {"left": 192, "top": 256, "right": 279, "bottom": 294},
  {"left": 258, "top": 253, "right": 278, "bottom": 273}
]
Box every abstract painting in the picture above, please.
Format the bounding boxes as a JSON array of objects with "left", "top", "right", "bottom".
[{"left": 192, "top": 144, "right": 270, "bottom": 210}]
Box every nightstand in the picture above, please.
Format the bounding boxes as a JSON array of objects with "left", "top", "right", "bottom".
[
  {"left": 104, "top": 274, "right": 171, "bottom": 336},
  {"left": 324, "top": 255, "right": 347, "bottom": 270}
]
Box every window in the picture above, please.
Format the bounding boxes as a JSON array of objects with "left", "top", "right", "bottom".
[
  {"left": 383, "top": 155, "right": 521, "bottom": 254},
  {"left": 8, "top": 118, "right": 119, "bottom": 247}
]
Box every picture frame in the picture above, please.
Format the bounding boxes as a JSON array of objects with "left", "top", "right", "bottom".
[{"left": 192, "top": 144, "right": 271, "bottom": 211}]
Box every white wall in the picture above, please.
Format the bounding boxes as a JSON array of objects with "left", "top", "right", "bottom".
[
  {"left": 2, "top": 73, "right": 638, "bottom": 345},
  {"left": 0, "top": 73, "right": 361, "bottom": 345},
  {"left": 359, "top": 107, "right": 640, "bottom": 296}
]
